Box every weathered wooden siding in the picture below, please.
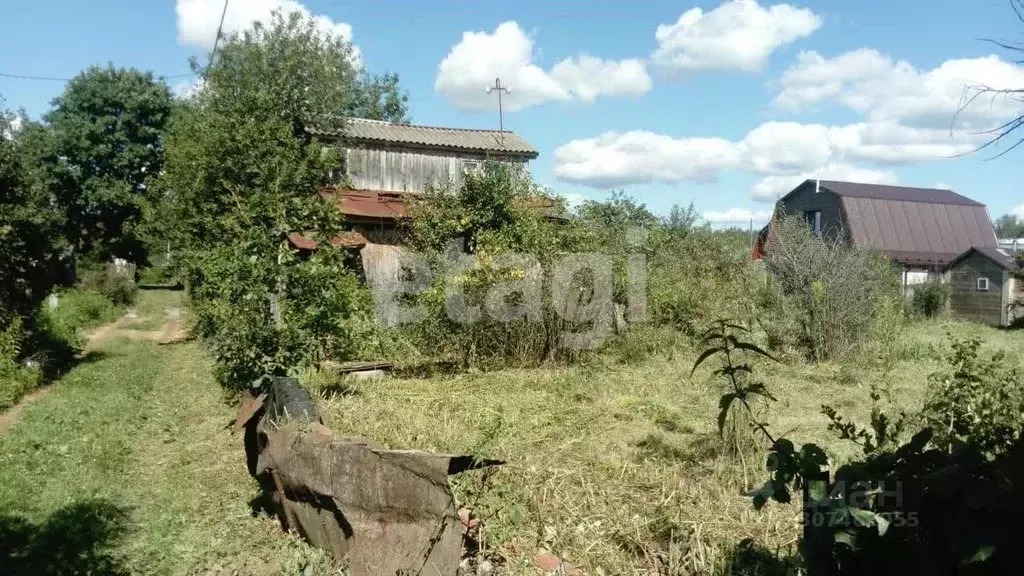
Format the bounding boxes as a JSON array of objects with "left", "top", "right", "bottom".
[
  {"left": 779, "top": 182, "right": 849, "bottom": 242},
  {"left": 343, "top": 145, "right": 527, "bottom": 193},
  {"left": 948, "top": 251, "right": 1005, "bottom": 325}
]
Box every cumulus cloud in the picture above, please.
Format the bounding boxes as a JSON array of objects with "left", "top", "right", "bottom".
[
  {"left": 553, "top": 130, "right": 741, "bottom": 188},
  {"left": 703, "top": 207, "right": 774, "bottom": 224},
  {"left": 435, "top": 21, "right": 652, "bottom": 111},
  {"left": 652, "top": 0, "right": 821, "bottom": 75},
  {"left": 553, "top": 119, "right": 955, "bottom": 197},
  {"left": 775, "top": 49, "right": 1024, "bottom": 131},
  {"left": 171, "top": 77, "right": 205, "bottom": 99},
  {"left": 750, "top": 164, "right": 899, "bottom": 202},
  {"left": 1013, "top": 204, "right": 1024, "bottom": 219},
  {"left": 175, "top": 0, "right": 358, "bottom": 63}
]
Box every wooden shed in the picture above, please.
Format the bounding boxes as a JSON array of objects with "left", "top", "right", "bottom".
[{"left": 944, "top": 246, "right": 1020, "bottom": 326}]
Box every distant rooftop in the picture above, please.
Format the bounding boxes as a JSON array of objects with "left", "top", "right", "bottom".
[
  {"left": 309, "top": 117, "right": 538, "bottom": 158},
  {"left": 814, "top": 180, "right": 984, "bottom": 207}
]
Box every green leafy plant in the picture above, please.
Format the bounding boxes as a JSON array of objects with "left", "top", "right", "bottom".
[
  {"left": 697, "top": 322, "right": 1024, "bottom": 574},
  {"left": 910, "top": 279, "right": 951, "bottom": 318}
]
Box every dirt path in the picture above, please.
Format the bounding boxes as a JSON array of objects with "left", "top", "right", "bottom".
[{"left": 0, "top": 306, "right": 188, "bottom": 434}]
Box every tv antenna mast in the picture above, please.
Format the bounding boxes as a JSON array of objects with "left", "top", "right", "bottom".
[{"left": 487, "top": 77, "right": 511, "bottom": 149}]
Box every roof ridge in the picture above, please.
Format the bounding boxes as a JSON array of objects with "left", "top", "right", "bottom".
[{"left": 345, "top": 116, "right": 517, "bottom": 135}]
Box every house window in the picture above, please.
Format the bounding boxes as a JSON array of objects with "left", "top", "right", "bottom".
[
  {"left": 977, "top": 277, "right": 990, "bottom": 291},
  {"left": 463, "top": 160, "right": 483, "bottom": 175},
  {"left": 804, "top": 210, "right": 822, "bottom": 237}
]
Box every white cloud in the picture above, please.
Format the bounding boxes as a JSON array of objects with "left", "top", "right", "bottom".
[
  {"left": 751, "top": 163, "right": 898, "bottom": 202},
  {"left": 775, "top": 49, "right": 1024, "bottom": 131},
  {"left": 562, "top": 193, "right": 588, "bottom": 211},
  {"left": 1013, "top": 204, "right": 1024, "bottom": 219},
  {"left": 652, "top": 0, "right": 821, "bottom": 75},
  {"left": 553, "top": 130, "right": 741, "bottom": 187},
  {"left": 435, "top": 21, "right": 652, "bottom": 111},
  {"left": 175, "top": 0, "right": 359, "bottom": 63},
  {"left": 703, "top": 207, "right": 774, "bottom": 223},
  {"left": 554, "top": 119, "right": 955, "bottom": 195},
  {"left": 550, "top": 55, "right": 652, "bottom": 103},
  {"left": 171, "top": 77, "right": 205, "bottom": 99}
]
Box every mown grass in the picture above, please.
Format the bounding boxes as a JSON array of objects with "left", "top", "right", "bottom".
[
  {"left": 0, "top": 291, "right": 336, "bottom": 576},
  {"left": 4, "top": 289, "right": 1022, "bottom": 575},
  {"left": 312, "top": 318, "right": 1024, "bottom": 575}
]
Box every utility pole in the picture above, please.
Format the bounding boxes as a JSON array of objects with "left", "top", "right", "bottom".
[{"left": 487, "top": 77, "right": 511, "bottom": 149}]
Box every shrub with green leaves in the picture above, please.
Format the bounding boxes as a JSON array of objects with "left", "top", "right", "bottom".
[
  {"left": 762, "top": 214, "right": 900, "bottom": 361},
  {"left": 403, "top": 164, "right": 584, "bottom": 368},
  {"left": 910, "top": 278, "right": 950, "bottom": 318},
  {"left": 164, "top": 12, "right": 384, "bottom": 389},
  {"left": 922, "top": 336, "right": 1024, "bottom": 456},
  {"left": 0, "top": 318, "right": 42, "bottom": 411}
]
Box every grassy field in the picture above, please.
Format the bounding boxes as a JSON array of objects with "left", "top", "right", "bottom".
[
  {"left": 3, "top": 289, "right": 1022, "bottom": 575},
  {"left": 0, "top": 290, "right": 334, "bottom": 576},
  {"left": 311, "top": 318, "right": 1024, "bottom": 575}
]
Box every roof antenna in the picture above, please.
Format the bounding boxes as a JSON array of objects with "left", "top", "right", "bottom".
[{"left": 487, "top": 77, "right": 511, "bottom": 150}]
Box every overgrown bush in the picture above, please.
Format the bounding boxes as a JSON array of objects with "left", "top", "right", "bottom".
[
  {"left": 922, "top": 336, "right": 1024, "bottom": 455},
  {"left": 78, "top": 261, "right": 138, "bottom": 307},
  {"left": 402, "top": 164, "right": 588, "bottom": 368},
  {"left": 36, "top": 288, "right": 121, "bottom": 348},
  {"left": 0, "top": 318, "right": 42, "bottom": 411},
  {"left": 164, "top": 12, "right": 383, "bottom": 389},
  {"left": 761, "top": 214, "right": 900, "bottom": 362},
  {"left": 700, "top": 323, "right": 1024, "bottom": 575},
  {"left": 910, "top": 279, "right": 951, "bottom": 318}
]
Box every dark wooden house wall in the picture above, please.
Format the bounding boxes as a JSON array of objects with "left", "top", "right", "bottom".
[
  {"left": 778, "top": 182, "right": 849, "bottom": 243},
  {"left": 947, "top": 251, "right": 1007, "bottom": 326}
]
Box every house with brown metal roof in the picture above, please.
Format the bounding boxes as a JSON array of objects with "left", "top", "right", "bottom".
[{"left": 757, "top": 179, "right": 1020, "bottom": 326}]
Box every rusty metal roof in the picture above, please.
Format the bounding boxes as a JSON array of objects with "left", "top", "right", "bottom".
[
  {"left": 287, "top": 230, "right": 368, "bottom": 251},
  {"left": 329, "top": 189, "right": 409, "bottom": 220},
  {"left": 310, "top": 118, "right": 539, "bottom": 158}
]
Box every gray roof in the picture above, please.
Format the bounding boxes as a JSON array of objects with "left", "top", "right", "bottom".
[
  {"left": 947, "top": 246, "right": 1018, "bottom": 270},
  {"left": 310, "top": 117, "right": 538, "bottom": 158},
  {"left": 817, "top": 180, "right": 983, "bottom": 206}
]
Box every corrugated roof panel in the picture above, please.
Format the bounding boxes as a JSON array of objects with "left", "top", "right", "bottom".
[
  {"left": 818, "top": 181, "right": 983, "bottom": 206},
  {"left": 310, "top": 117, "right": 539, "bottom": 157}
]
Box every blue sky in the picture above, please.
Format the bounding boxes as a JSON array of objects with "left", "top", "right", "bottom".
[{"left": 2, "top": 0, "right": 1023, "bottom": 224}]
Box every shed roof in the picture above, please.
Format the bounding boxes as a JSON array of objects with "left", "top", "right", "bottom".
[
  {"left": 287, "top": 230, "right": 368, "bottom": 251},
  {"left": 326, "top": 187, "right": 568, "bottom": 222},
  {"left": 781, "top": 180, "right": 997, "bottom": 267},
  {"left": 309, "top": 118, "right": 539, "bottom": 158},
  {"left": 946, "top": 246, "right": 1018, "bottom": 271}
]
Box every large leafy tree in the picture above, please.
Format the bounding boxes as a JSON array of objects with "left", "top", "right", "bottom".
[
  {"left": 345, "top": 71, "right": 410, "bottom": 123},
  {"left": 40, "top": 66, "right": 172, "bottom": 264},
  {"left": 165, "top": 11, "right": 374, "bottom": 389},
  {"left": 994, "top": 214, "right": 1024, "bottom": 238},
  {"left": 0, "top": 106, "right": 64, "bottom": 327}
]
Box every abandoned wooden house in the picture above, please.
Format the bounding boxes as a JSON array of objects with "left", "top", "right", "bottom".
[
  {"left": 754, "top": 180, "right": 1021, "bottom": 326},
  {"left": 287, "top": 118, "right": 548, "bottom": 306}
]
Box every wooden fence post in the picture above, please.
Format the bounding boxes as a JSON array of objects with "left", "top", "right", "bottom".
[{"left": 803, "top": 470, "right": 833, "bottom": 576}]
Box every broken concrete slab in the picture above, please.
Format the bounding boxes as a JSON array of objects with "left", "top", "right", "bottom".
[{"left": 237, "top": 376, "right": 502, "bottom": 576}]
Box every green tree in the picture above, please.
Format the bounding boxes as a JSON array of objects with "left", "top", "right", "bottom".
[
  {"left": 345, "top": 71, "right": 410, "bottom": 123},
  {"left": 165, "top": 11, "right": 374, "bottom": 389},
  {"left": 0, "top": 106, "right": 65, "bottom": 328},
  {"left": 37, "top": 65, "right": 172, "bottom": 265},
  {"left": 994, "top": 213, "right": 1024, "bottom": 238}
]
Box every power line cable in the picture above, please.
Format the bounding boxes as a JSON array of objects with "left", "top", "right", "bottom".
[
  {"left": 205, "top": 0, "right": 230, "bottom": 76},
  {"left": 1, "top": 71, "right": 196, "bottom": 83}
]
